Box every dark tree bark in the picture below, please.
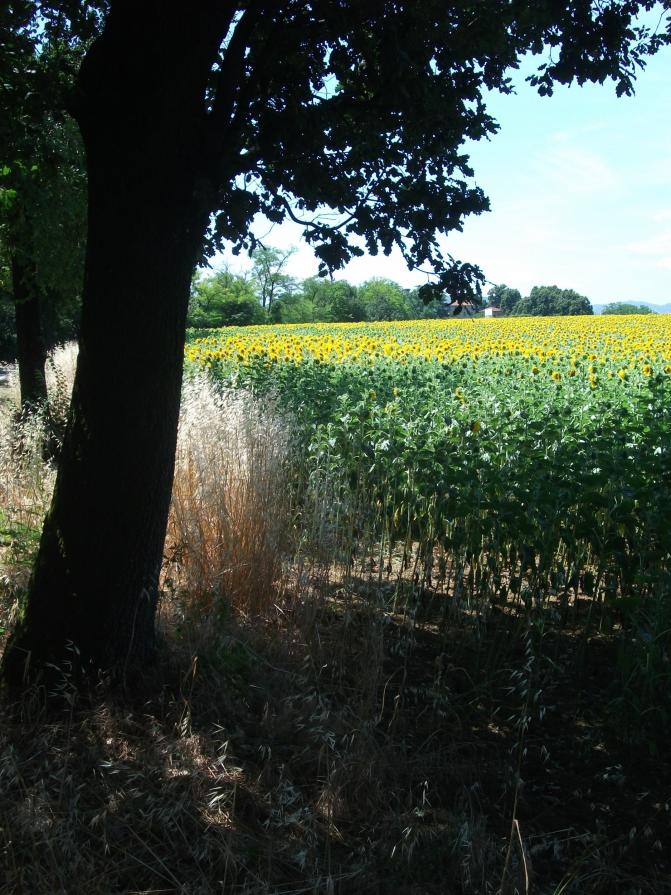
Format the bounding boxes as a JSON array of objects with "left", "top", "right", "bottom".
[
  {"left": 12, "top": 255, "right": 48, "bottom": 412},
  {"left": 2, "top": 3, "right": 229, "bottom": 686}
]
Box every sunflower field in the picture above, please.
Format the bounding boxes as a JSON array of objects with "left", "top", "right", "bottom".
[{"left": 186, "top": 314, "right": 671, "bottom": 734}]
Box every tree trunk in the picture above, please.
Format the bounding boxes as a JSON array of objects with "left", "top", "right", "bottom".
[
  {"left": 3, "top": 180, "right": 202, "bottom": 686},
  {"left": 12, "top": 255, "right": 48, "bottom": 412},
  {"left": 2, "top": 4, "right": 226, "bottom": 686}
]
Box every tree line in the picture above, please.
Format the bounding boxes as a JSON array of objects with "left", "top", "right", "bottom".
[
  {"left": 486, "top": 283, "right": 593, "bottom": 316},
  {"left": 188, "top": 246, "right": 446, "bottom": 328},
  {"left": 189, "top": 256, "right": 598, "bottom": 329},
  {"left": 487, "top": 286, "right": 658, "bottom": 317}
]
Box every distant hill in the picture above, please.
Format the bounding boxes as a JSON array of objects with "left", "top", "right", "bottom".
[{"left": 593, "top": 301, "right": 671, "bottom": 314}]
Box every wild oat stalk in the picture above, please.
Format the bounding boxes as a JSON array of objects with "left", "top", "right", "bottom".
[{"left": 168, "top": 376, "right": 294, "bottom": 617}]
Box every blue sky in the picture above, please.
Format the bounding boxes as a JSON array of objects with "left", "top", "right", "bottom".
[{"left": 215, "top": 46, "right": 671, "bottom": 305}]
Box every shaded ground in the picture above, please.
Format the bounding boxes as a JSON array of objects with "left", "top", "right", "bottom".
[{"left": 1, "top": 573, "right": 670, "bottom": 894}]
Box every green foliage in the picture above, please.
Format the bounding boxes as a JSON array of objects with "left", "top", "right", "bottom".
[
  {"left": 358, "top": 278, "right": 415, "bottom": 321},
  {"left": 7, "top": 0, "right": 659, "bottom": 298},
  {"left": 322, "top": 283, "right": 368, "bottom": 323},
  {"left": 282, "top": 277, "right": 367, "bottom": 323},
  {"left": 0, "top": 8, "right": 87, "bottom": 357},
  {"left": 610, "top": 574, "right": 671, "bottom": 748},
  {"left": 514, "top": 285, "right": 593, "bottom": 317},
  {"left": 270, "top": 276, "right": 444, "bottom": 324},
  {"left": 188, "top": 270, "right": 266, "bottom": 328},
  {"left": 487, "top": 284, "right": 522, "bottom": 314},
  {"left": 0, "top": 293, "right": 16, "bottom": 360},
  {"left": 0, "top": 510, "right": 42, "bottom": 575},
  {"left": 269, "top": 294, "right": 321, "bottom": 324},
  {"left": 0, "top": 504, "right": 43, "bottom": 625},
  {"left": 200, "top": 637, "right": 252, "bottom": 683},
  {"left": 602, "top": 302, "right": 654, "bottom": 315}
]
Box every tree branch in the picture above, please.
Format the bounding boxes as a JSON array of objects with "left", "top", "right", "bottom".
[{"left": 208, "top": 3, "right": 261, "bottom": 133}]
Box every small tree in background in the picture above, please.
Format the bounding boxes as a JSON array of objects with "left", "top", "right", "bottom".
[
  {"left": 358, "top": 278, "right": 415, "bottom": 321},
  {"left": 251, "top": 246, "right": 298, "bottom": 311},
  {"left": 271, "top": 277, "right": 354, "bottom": 323},
  {"left": 514, "top": 285, "right": 593, "bottom": 316},
  {"left": 188, "top": 269, "right": 265, "bottom": 328},
  {"left": 601, "top": 302, "right": 654, "bottom": 315}
]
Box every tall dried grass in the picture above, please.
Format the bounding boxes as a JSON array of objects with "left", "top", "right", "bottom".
[
  {"left": 167, "top": 376, "right": 294, "bottom": 618},
  {"left": 1, "top": 350, "right": 297, "bottom": 626},
  {"left": 0, "top": 341, "right": 78, "bottom": 409},
  {"left": 0, "top": 343, "right": 78, "bottom": 608}
]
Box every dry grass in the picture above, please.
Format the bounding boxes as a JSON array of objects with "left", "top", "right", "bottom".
[
  {"left": 167, "top": 376, "right": 293, "bottom": 619},
  {"left": 0, "top": 347, "right": 66, "bottom": 612},
  {"left": 0, "top": 602, "right": 504, "bottom": 895},
  {"left": 0, "top": 341, "right": 78, "bottom": 408}
]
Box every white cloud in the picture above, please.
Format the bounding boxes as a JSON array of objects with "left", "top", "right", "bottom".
[
  {"left": 547, "top": 121, "right": 610, "bottom": 143},
  {"left": 626, "top": 230, "right": 671, "bottom": 257},
  {"left": 533, "top": 134, "right": 617, "bottom": 197}
]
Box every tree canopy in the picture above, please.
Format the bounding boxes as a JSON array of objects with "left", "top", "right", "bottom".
[
  {"left": 514, "top": 285, "right": 593, "bottom": 316},
  {"left": 188, "top": 269, "right": 263, "bottom": 328},
  {"left": 0, "top": 2, "right": 88, "bottom": 395},
  {"left": 189, "top": 264, "right": 478, "bottom": 325},
  {"left": 601, "top": 301, "right": 654, "bottom": 314}
]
